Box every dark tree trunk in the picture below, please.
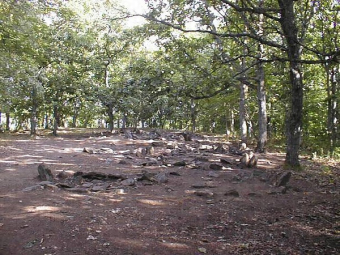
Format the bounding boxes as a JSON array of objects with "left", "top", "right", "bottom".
[
  {"left": 278, "top": 0, "right": 304, "bottom": 168},
  {"left": 30, "top": 85, "right": 38, "bottom": 136},
  {"left": 53, "top": 104, "right": 59, "bottom": 136},
  {"left": 107, "top": 103, "right": 114, "bottom": 132},
  {"left": 6, "top": 113, "right": 10, "bottom": 131}
]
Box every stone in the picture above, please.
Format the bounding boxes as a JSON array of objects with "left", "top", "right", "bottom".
[
  {"left": 121, "top": 178, "right": 136, "bottom": 186},
  {"left": 151, "top": 141, "right": 165, "bottom": 147},
  {"left": 224, "top": 189, "right": 240, "bottom": 197},
  {"left": 209, "top": 163, "right": 223, "bottom": 170},
  {"left": 136, "top": 147, "right": 146, "bottom": 157},
  {"left": 23, "top": 185, "right": 43, "bottom": 192},
  {"left": 91, "top": 183, "right": 110, "bottom": 192},
  {"left": 108, "top": 173, "right": 126, "bottom": 180},
  {"left": 214, "top": 143, "right": 228, "bottom": 153},
  {"left": 83, "top": 147, "right": 94, "bottom": 154},
  {"left": 169, "top": 171, "right": 181, "bottom": 176},
  {"left": 65, "top": 187, "right": 89, "bottom": 194},
  {"left": 166, "top": 141, "right": 178, "bottom": 149},
  {"left": 82, "top": 172, "right": 107, "bottom": 180},
  {"left": 145, "top": 146, "right": 155, "bottom": 156},
  {"left": 56, "top": 170, "right": 70, "bottom": 179},
  {"left": 220, "top": 158, "right": 233, "bottom": 165},
  {"left": 276, "top": 171, "right": 292, "bottom": 187},
  {"left": 207, "top": 171, "right": 220, "bottom": 178},
  {"left": 173, "top": 161, "right": 186, "bottom": 167},
  {"left": 154, "top": 172, "right": 168, "bottom": 183},
  {"left": 194, "top": 190, "right": 214, "bottom": 198},
  {"left": 57, "top": 182, "right": 75, "bottom": 188},
  {"left": 37, "top": 164, "right": 54, "bottom": 182}
]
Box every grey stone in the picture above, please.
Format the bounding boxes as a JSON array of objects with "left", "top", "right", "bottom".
[
  {"left": 224, "top": 189, "right": 240, "bottom": 197},
  {"left": 154, "top": 172, "right": 168, "bottom": 183},
  {"left": 209, "top": 163, "right": 223, "bottom": 170},
  {"left": 37, "top": 164, "right": 54, "bottom": 182},
  {"left": 121, "top": 178, "right": 136, "bottom": 186},
  {"left": 194, "top": 190, "right": 214, "bottom": 198}
]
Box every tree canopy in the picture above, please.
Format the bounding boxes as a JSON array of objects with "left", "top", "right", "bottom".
[{"left": 0, "top": 0, "right": 339, "bottom": 167}]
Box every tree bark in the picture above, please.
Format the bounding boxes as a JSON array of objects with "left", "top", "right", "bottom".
[
  {"left": 107, "top": 103, "right": 114, "bottom": 132},
  {"left": 278, "top": 0, "right": 303, "bottom": 167},
  {"left": 30, "top": 84, "right": 38, "bottom": 136},
  {"left": 255, "top": 0, "right": 267, "bottom": 153}
]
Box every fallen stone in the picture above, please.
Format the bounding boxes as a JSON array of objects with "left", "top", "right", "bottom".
[
  {"left": 194, "top": 190, "right": 214, "bottom": 198},
  {"left": 169, "top": 171, "right": 181, "bottom": 176},
  {"left": 121, "top": 178, "right": 136, "bottom": 186},
  {"left": 136, "top": 147, "right": 146, "bottom": 157},
  {"left": 173, "top": 161, "right": 186, "bottom": 167},
  {"left": 145, "top": 146, "right": 155, "bottom": 156},
  {"left": 224, "top": 189, "right": 240, "bottom": 197},
  {"left": 56, "top": 182, "right": 75, "bottom": 188},
  {"left": 220, "top": 158, "right": 233, "bottom": 165},
  {"left": 37, "top": 164, "right": 54, "bottom": 182},
  {"left": 56, "top": 170, "right": 70, "bottom": 179},
  {"left": 209, "top": 163, "right": 223, "bottom": 170},
  {"left": 82, "top": 172, "right": 108, "bottom": 180},
  {"left": 100, "top": 148, "right": 114, "bottom": 153},
  {"left": 151, "top": 141, "right": 165, "bottom": 147},
  {"left": 66, "top": 187, "right": 89, "bottom": 194},
  {"left": 276, "top": 171, "right": 292, "bottom": 187},
  {"left": 91, "top": 183, "right": 110, "bottom": 192},
  {"left": 23, "top": 185, "right": 43, "bottom": 192},
  {"left": 192, "top": 183, "right": 207, "bottom": 189},
  {"left": 108, "top": 173, "right": 126, "bottom": 180},
  {"left": 207, "top": 171, "right": 220, "bottom": 178},
  {"left": 154, "top": 172, "right": 168, "bottom": 183},
  {"left": 83, "top": 147, "right": 94, "bottom": 154},
  {"left": 166, "top": 141, "right": 178, "bottom": 149},
  {"left": 268, "top": 186, "right": 288, "bottom": 195}
]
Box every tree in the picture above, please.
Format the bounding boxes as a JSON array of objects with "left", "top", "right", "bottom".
[{"left": 139, "top": 0, "right": 339, "bottom": 167}]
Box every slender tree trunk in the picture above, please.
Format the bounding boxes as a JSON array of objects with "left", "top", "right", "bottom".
[
  {"left": 30, "top": 83, "right": 38, "bottom": 135},
  {"left": 278, "top": 0, "right": 304, "bottom": 168},
  {"left": 6, "top": 113, "right": 10, "bottom": 131},
  {"left": 107, "top": 103, "right": 114, "bottom": 132},
  {"left": 190, "top": 98, "right": 196, "bottom": 132},
  {"left": 327, "top": 66, "right": 339, "bottom": 156},
  {"left": 53, "top": 104, "right": 59, "bottom": 136},
  {"left": 255, "top": 0, "right": 267, "bottom": 152},
  {"left": 239, "top": 81, "right": 248, "bottom": 144}
]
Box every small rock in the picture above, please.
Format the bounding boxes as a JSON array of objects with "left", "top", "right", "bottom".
[
  {"left": 173, "top": 161, "right": 186, "bottom": 167},
  {"left": 83, "top": 147, "right": 94, "bottom": 154},
  {"left": 207, "top": 171, "right": 219, "bottom": 178},
  {"left": 194, "top": 190, "right": 214, "bottom": 198},
  {"left": 65, "top": 187, "right": 89, "bottom": 194},
  {"left": 276, "top": 171, "right": 292, "bottom": 187},
  {"left": 91, "top": 183, "right": 110, "bottom": 192},
  {"left": 220, "top": 158, "right": 232, "bottom": 165},
  {"left": 154, "top": 172, "right": 168, "bottom": 183},
  {"left": 169, "top": 171, "right": 181, "bottom": 176},
  {"left": 121, "top": 178, "right": 135, "bottom": 186},
  {"left": 224, "top": 189, "right": 240, "bottom": 197},
  {"left": 37, "top": 164, "right": 54, "bottom": 182},
  {"left": 209, "top": 163, "right": 223, "bottom": 170},
  {"left": 151, "top": 141, "right": 165, "bottom": 147},
  {"left": 23, "top": 185, "right": 43, "bottom": 192}
]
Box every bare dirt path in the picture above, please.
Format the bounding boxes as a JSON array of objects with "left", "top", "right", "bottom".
[{"left": 0, "top": 129, "right": 339, "bottom": 255}]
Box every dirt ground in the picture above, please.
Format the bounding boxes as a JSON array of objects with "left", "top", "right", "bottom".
[{"left": 0, "top": 129, "right": 339, "bottom": 255}]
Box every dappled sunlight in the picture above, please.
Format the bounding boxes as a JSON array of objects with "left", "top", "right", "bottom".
[
  {"left": 161, "top": 241, "right": 190, "bottom": 249},
  {"left": 138, "top": 199, "right": 166, "bottom": 206}
]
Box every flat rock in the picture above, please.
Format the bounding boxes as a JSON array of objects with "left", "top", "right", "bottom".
[
  {"left": 91, "top": 183, "right": 110, "bottom": 192},
  {"left": 121, "top": 178, "right": 136, "bottom": 186},
  {"left": 209, "top": 163, "right": 223, "bottom": 170},
  {"left": 37, "top": 164, "right": 54, "bottom": 182},
  {"left": 173, "top": 161, "right": 186, "bottom": 167},
  {"left": 224, "top": 189, "right": 240, "bottom": 197},
  {"left": 194, "top": 190, "right": 214, "bottom": 198},
  {"left": 207, "top": 171, "right": 220, "bottom": 178}
]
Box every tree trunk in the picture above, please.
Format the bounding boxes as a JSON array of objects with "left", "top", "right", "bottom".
[
  {"left": 327, "top": 66, "right": 339, "bottom": 156},
  {"left": 255, "top": 0, "right": 267, "bottom": 153},
  {"left": 190, "top": 98, "right": 196, "bottom": 132},
  {"left": 30, "top": 85, "right": 38, "bottom": 136},
  {"left": 239, "top": 81, "right": 248, "bottom": 144},
  {"left": 107, "top": 103, "right": 114, "bottom": 132},
  {"left": 278, "top": 0, "right": 304, "bottom": 168},
  {"left": 6, "top": 113, "right": 10, "bottom": 131},
  {"left": 53, "top": 104, "right": 59, "bottom": 136}
]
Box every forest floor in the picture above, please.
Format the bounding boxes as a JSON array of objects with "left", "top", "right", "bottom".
[{"left": 0, "top": 128, "right": 339, "bottom": 255}]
